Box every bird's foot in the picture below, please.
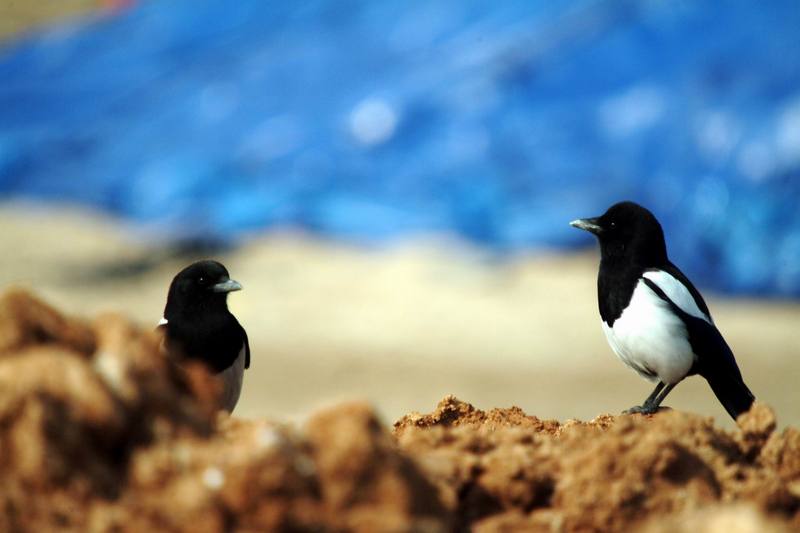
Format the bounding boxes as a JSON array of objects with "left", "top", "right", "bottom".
[{"left": 622, "top": 404, "right": 672, "bottom": 415}]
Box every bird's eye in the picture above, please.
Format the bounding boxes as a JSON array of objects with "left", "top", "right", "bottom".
[
  {"left": 198, "top": 276, "right": 206, "bottom": 285},
  {"left": 609, "top": 221, "right": 616, "bottom": 228}
]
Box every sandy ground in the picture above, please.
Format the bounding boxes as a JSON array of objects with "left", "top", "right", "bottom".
[{"left": 0, "top": 201, "right": 798, "bottom": 427}]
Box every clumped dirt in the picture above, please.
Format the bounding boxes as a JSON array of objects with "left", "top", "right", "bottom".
[
  {"left": 0, "top": 288, "right": 798, "bottom": 532},
  {"left": 395, "top": 396, "right": 800, "bottom": 531}
]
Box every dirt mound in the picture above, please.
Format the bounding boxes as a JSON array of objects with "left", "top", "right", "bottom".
[
  {"left": 395, "top": 395, "right": 800, "bottom": 531},
  {"left": 0, "top": 289, "right": 798, "bottom": 532},
  {"left": 0, "top": 290, "right": 448, "bottom": 532}
]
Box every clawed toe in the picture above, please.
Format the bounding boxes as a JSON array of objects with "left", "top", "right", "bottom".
[
  {"left": 623, "top": 405, "right": 652, "bottom": 415},
  {"left": 622, "top": 405, "right": 672, "bottom": 415}
]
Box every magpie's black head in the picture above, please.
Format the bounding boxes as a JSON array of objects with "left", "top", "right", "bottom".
[
  {"left": 164, "top": 260, "right": 242, "bottom": 319},
  {"left": 570, "top": 201, "right": 668, "bottom": 266}
]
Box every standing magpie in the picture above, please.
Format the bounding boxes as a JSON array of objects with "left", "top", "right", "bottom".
[
  {"left": 570, "top": 201, "right": 754, "bottom": 420},
  {"left": 158, "top": 260, "right": 250, "bottom": 413}
]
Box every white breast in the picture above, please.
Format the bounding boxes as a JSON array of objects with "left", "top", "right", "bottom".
[
  {"left": 218, "top": 344, "right": 246, "bottom": 413},
  {"left": 602, "top": 276, "right": 698, "bottom": 385}
]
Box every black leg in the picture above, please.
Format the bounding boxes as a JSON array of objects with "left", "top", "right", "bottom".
[
  {"left": 649, "top": 382, "right": 676, "bottom": 409},
  {"left": 642, "top": 382, "right": 665, "bottom": 407},
  {"left": 623, "top": 381, "right": 674, "bottom": 415}
]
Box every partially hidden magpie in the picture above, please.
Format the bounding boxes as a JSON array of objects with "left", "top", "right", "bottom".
[
  {"left": 570, "top": 201, "right": 754, "bottom": 420},
  {"left": 158, "top": 260, "right": 250, "bottom": 413}
]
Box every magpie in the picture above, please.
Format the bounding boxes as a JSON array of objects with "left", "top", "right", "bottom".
[
  {"left": 570, "top": 201, "right": 754, "bottom": 420},
  {"left": 158, "top": 260, "right": 250, "bottom": 413}
]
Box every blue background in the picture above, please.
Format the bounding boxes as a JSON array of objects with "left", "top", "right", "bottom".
[{"left": 1, "top": 0, "right": 799, "bottom": 296}]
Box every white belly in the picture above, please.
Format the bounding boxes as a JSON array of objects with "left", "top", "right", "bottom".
[
  {"left": 218, "top": 345, "right": 246, "bottom": 413},
  {"left": 602, "top": 279, "right": 696, "bottom": 384}
]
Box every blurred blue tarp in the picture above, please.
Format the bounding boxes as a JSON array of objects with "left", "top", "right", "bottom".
[{"left": 0, "top": 0, "right": 799, "bottom": 296}]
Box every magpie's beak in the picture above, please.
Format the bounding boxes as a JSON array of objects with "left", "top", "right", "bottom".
[
  {"left": 212, "top": 278, "right": 243, "bottom": 293},
  {"left": 570, "top": 217, "right": 603, "bottom": 235}
]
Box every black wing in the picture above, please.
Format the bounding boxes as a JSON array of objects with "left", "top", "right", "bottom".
[
  {"left": 228, "top": 316, "right": 251, "bottom": 370},
  {"left": 241, "top": 323, "right": 251, "bottom": 369}
]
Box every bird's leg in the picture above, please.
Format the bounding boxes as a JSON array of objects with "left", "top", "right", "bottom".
[
  {"left": 648, "top": 382, "right": 676, "bottom": 409},
  {"left": 642, "top": 382, "right": 665, "bottom": 407},
  {"left": 623, "top": 381, "right": 673, "bottom": 415}
]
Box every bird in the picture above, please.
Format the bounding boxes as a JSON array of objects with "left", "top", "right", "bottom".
[
  {"left": 570, "top": 201, "right": 754, "bottom": 420},
  {"left": 158, "top": 260, "right": 250, "bottom": 413}
]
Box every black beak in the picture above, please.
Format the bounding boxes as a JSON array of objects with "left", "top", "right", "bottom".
[{"left": 569, "top": 217, "right": 603, "bottom": 235}]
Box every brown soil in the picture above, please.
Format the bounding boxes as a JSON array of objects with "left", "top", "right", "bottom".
[
  {"left": 1, "top": 289, "right": 798, "bottom": 532},
  {"left": 395, "top": 397, "right": 800, "bottom": 532}
]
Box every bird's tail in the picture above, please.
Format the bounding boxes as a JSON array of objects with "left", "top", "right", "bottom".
[{"left": 706, "top": 372, "right": 755, "bottom": 421}]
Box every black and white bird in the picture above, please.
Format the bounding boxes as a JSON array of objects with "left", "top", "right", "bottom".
[
  {"left": 570, "top": 201, "right": 754, "bottom": 420},
  {"left": 158, "top": 260, "right": 250, "bottom": 413}
]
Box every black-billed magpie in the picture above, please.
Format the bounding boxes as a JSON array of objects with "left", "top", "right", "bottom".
[
  {"left": 158, "top": 260, "right": 250, "bottom": 413},
  {"left": 571, "top": 201, "right": 754, "bottom": 420}
]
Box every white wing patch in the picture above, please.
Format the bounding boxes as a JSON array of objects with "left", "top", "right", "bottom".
[
  {"left": 642, "top": 270, "right": 712, "bottom": 324},
  {"left": 157, "top": 317, "right": 169, "bottom": 326},
  {"left": 602, "top": 279, "right": 696, "bottom": 385}
]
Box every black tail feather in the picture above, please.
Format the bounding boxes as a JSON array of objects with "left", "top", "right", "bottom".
[{"left": 705, "top": 372, "right": 755, "bottom": 420}]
